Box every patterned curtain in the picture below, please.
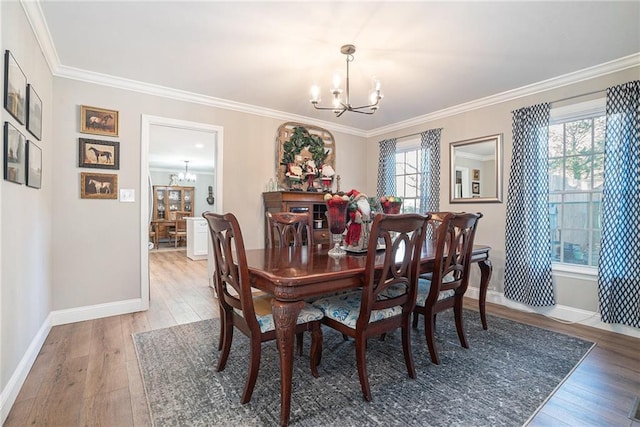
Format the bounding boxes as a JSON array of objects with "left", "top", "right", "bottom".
[
  {"left": 377, "top": 138, "right": 397, "bottom": 199},
  {"left": 598, "top": 80, "right": 640, "bottom": 328},
  {"left": 419, "top": 129, "right": 442, "bottom": 213},
  {"left": 504, "top": 103, "right": 555, "bottom": 306}
]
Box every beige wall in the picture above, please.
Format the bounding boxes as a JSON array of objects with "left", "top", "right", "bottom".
[
  {"left": 365, "top": 66, "right": 640, "bottom": 313},
  {"left": 1, "top": 1, "right": 54, "bottom": 394},
  {"left": 51, "top": 78, "right": 367, "bottom": 311}
]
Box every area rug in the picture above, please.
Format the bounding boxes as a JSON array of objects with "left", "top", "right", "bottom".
[{"left": 133, "top": 310, "right": 594, "bottom": 426}]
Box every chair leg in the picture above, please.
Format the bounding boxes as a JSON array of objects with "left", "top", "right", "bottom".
[
  {"left": 296, "top": 332, "right": 304, "bottom": 356},
  {"left": 309, "top": 324, "right": 323, "bottom": 377},
  {"left": 412, "top": 311, "right": 419, "bottom": 329},
  {"left": 454, "top": 298, "right": 469, "bottom": 349},
  {"left": 355, "top": 335, "right": 372, "bottom": 402},
  {"left": 424, "top": 312, "right": 440, "bottom": 365},
  {"left": 401, "top": 316, "right": 416, "bottom": 379},
  {"left": 241, "top": 335, "right": 262, "bottom": 404},
  {"left": 217, "top": 313, "right": 234, "bottom": 371}
]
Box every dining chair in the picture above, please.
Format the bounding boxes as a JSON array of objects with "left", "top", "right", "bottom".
[
  {"left": 149, "top": 222, "right": 158, "bottom": 249},
  {"left": 203, "top": 211, "right": 324, "bottom": 404},
  {"left": 312, "top": 213, "right": 430, "bottom": 402},
  {"left": 168, "top": 214, "right": 188, "bottom": 248},
  {"left": 412, "top": 211, "right": 482, "bottom": 365},
  {"left": 266, "top": 211, "right": 313, "bottom": 248}
]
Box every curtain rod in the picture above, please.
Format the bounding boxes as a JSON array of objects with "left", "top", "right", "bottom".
[
  {"left": 550, "top": 89, "right": 606, "bottom": 105},
  {"left": 394, "top": 127, "right": 443, "bottom": 141}
]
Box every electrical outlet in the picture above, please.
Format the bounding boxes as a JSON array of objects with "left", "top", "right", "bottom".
[{"left": 120, "top": 189, "right": 135, "bottom": 202}]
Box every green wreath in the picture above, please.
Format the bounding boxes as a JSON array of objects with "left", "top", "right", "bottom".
[{"left": 282, "top": 126, "right": 328, "bottom": 166}]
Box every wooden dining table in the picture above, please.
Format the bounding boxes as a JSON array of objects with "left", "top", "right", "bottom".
[{"left": 245, "top": 242, "right": 492, "bottom": 426}]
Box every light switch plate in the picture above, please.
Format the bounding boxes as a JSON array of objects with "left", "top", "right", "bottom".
[{"left": 120, "top": 189, "right": 135, "bottom": 202}]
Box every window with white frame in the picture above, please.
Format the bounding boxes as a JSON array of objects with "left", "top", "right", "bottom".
[
  {"left": 548, "top": 99, "right": 605, "bottom": 268},
  {"left": 394, "top": 138, "right": 424, "bottom": 213}
]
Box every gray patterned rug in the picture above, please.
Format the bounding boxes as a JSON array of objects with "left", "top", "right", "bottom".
[{"left": 133, "top": 310, "right": 594, "bottom": 426}]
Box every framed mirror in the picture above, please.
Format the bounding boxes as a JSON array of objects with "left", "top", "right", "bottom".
[{"left": 450, "top": 134, "right": 503, "bottom": 203}]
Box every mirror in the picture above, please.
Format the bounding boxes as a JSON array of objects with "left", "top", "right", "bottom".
[{"left": 450, "top": 134, "right": 503, "bottom": 203}]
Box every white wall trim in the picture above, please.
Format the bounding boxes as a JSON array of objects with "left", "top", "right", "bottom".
[
  {"left": 49, "top": 298, "right": 145, "bottom": 326},
  {"left": 1, "top": 313, "right": 52, "bottom": 425},
  {"left": 466, "top": 287, "right": 640, "bottom": 339}
]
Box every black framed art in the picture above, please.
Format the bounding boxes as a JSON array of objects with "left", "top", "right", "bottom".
[
  {"left": 26, "top": 140, "right": 42, "bottom": 189},
  {"left": 78, "top": 138, "right": 120, "bottom": 170},
  {"left": 3, "top": 50, "right": 27, "bottom": 124},
  {"left": 4, "top": 121, "right": 26, "bottom": 184},
  {"left": 27, "top": 84, "right": 42, "bottom": 140}
]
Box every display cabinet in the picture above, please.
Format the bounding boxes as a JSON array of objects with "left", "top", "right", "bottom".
[
  {"left": 262, "top": 191, "right": 330, "bottom": 246},
  {"left": 153, "top": 186, "right": 195, "bottom": 221},
  {"left": 152, "top": 186, "right": 195, "bottom": 244}
]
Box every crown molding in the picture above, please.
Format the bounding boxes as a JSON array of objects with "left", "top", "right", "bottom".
[
  {"left": 22, "top": 0, "right": 638, "bottom": 140},
  {"left": 366, "top": 53, "right": 640, "bottom": 138}
]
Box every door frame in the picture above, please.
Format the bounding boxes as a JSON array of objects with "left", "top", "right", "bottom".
[{"left": 140, "top": 115, "right": 224, "bottom": 309}]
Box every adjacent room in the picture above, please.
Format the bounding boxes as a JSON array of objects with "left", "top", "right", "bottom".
[{"left": 2, "top": 1, "right": 639, "bottom": 426}]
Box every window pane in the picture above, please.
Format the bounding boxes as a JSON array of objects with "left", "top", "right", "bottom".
[
  {"left": 565, "top": 120, "right": 592, "bottom": 156},
  {"left": 549, "top": 124, "right": 564, "bottom": 157},
  {"left": 405, "top": 150, "right": 418, "bottom": 173},
  {"left": 563, "top": 194, "right": 589, "bottom": 229},
  {"left": 592, "top": 154, "right": 604, "bottom": 189},
  {"left": 395, "top": 153, "right": 406, "bottom": 175},
  {"left": 591, "top": 230, "right": 601, "bottom": 266},
  {"left": 403, "top": 198, "right": 417, "bottom": 213},
  {"left": 551, "top": 229, "right": 561, "bottom": 262},
  {"left": 593, "top": 116, "right": 605, "bottom": 152},
  {"left": 592, "top": 193, "right": 601, "bottom": 229},
  {"left": 396, "top": 175, "right": 405, "bottom": 195},
  {"left": 565, "top": 155, "right": 592, "bottom": 190},
  {"left": 549, "top": 158, "right": 564, "bottom": 191},
  {"left": 405, "top": 174, "right": 418, "bottom": 197},
  {"left": 549, "top": 196, "right": 561, "bottom": 230},
  {"left": 562, "top": 230, "right": 589, "bottom": 265}
]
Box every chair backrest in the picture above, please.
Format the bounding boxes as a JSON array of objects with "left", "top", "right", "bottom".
[
  {"left": 266, "top": 211, "right": 313, "bottom": 248},
  {"left": 203, "top": 212, "right": 261, "bottom": 334},
  {"left": 427, "top": 212, "right": 483, "bottom": 300},
  {"left": 358, "top": 213, "right": 430, "bottom": 330}
]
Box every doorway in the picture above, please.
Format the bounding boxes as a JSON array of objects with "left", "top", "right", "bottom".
[{"left": 140, "top": 115, "right": 223, "bottom": 309}]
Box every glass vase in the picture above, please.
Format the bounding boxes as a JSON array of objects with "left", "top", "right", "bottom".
[{"left": 326, "top": 198, "right": 348, "bottom": 256}]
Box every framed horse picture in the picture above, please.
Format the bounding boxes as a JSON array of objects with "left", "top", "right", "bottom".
[
  {"left": 78, "top": 138, "right": 120, "bottom": 170},
  {"left": 80, "top": 105, "right": 119, "bottom": 137},
  {"left": 4, "top": 50, "right": 27, "bottom": 124},
  {"left": 80, "top": 172, "right": 118, "bottom": 199}
]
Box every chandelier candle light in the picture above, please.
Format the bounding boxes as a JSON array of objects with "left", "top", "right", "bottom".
[
  {"left": 179, "top": 160, "right": 196, "bottom": 183},
  {"left": 310, "top": 44, "right": 383, "bottom": 117}
]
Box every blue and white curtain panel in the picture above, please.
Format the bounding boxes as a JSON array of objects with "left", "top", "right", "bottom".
[
  {"left": 377, "top": 138, "right": 397, "bottom": 199},
  {"left": 504, "top": 103, "right": 555, "bottom": 306},
  {"left": 598, "top": 80, "right": 640, "bottom": 328},
  {"left": 420, "top": 128, "right": 442, "bottom": 213}
]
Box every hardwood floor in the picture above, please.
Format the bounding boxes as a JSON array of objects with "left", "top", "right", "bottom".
[{"left": 4, "top": 250, "right": 640, "bottom": 426}]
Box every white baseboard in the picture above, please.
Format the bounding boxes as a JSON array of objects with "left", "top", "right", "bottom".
[
  {"left": 1, "top": 313, "right": 52, "bottom": 425},
  {"left": 1, "top": 298, "right": 146, "bottom": 424},
  {"left": 50, "top": 298, "right": 145, "bottom": 326},
  {"left": 466, "top": 287, "right": 640, "bottom": 338}
]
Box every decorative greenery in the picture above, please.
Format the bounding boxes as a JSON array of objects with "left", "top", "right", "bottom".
[{"left": 282, "top": 126, "right": 328, "bottom": 166}]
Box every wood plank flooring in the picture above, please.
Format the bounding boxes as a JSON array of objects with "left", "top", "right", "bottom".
[{"left": 4, "top": 250, "right": 640, "bottom": 426}]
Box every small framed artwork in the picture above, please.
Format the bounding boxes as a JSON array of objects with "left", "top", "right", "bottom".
[
  {"left": 80, "top": 105, "right": 119, "bottom": 137},
  {"left": 4, "top": 121, "right": 26, "bottom": 184},
  {"left": 472, "top": 181, "right": 480, "bottom": 195},
  {"left": 472, "top": 169, "right": 480, "bottom": 181},
  {"left": 4, "top": 50, "right": 27, "bottom": 124},
  {"left": 26, "top": 141, "right": 42, "bottom": 189},
  {"left": 26, "top": 84, "right": 42, "bottom": 140},
  {"left": 79, "top": 138, "right": 120, "bottom": 169},
  {"left": 81, "top": 171, "right": 118, "bottom": 199}
]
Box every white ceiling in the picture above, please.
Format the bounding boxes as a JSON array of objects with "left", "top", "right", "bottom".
[{"left": 31, "top": 1, "right": 640, "bottom": 167}]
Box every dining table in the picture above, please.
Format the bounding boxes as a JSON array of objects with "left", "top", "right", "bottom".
[{"left": 245, "top": 242, "right": 492, "bottom": 426}]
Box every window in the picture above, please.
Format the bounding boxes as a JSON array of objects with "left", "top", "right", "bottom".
[
  {"left": 548, "top": 111, "right": 605, "bottom": 268},
  {"left": 395, "top": 147, "right": 422, "bottom": 213}
]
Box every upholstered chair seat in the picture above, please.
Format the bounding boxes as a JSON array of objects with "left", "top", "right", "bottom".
[
  {"left": 235, "top": 294, "right": 324, "bottom": 333},
  {"left": 313, "top": 291, "right": 403, "bottom": 329}
]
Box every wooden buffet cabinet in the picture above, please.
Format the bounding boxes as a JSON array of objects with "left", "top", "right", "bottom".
[
  {"left": 262, "top": 191, "right": 330, "bottom": 246},
  {"left": 152, "top": 186, "right": 195, "bottom": 243}
]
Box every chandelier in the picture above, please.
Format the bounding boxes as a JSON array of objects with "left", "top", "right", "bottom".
[
  {"left": 310, "top": 44, "right": 383, "bottom": 117},
  {"left": 178, "top": 160, "right": 196, "bottom": 182}
]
